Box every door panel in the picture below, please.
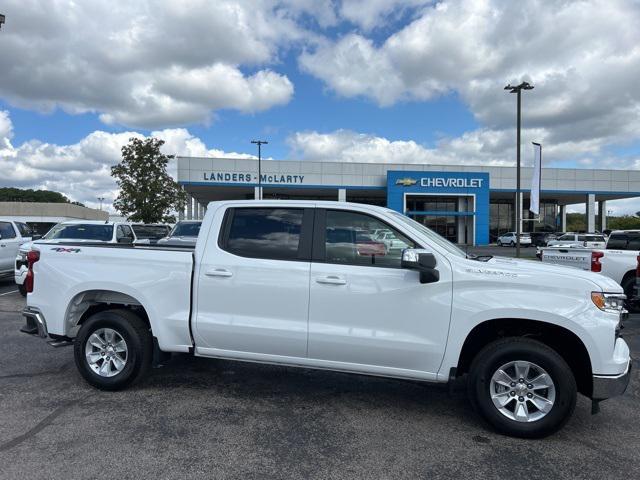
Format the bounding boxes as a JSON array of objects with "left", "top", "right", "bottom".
[
  {"left": 308, "top": 263, "right": 452, "bottom": 375},
  {"left": 194, "top": 207, "right": 312, "bottom": 358},
  {"left": 308, "top": 209, "right": 452, "bottom": 377}
]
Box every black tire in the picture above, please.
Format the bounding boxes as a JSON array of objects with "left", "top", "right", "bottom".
[
  {"left": 468, "top": 337, "right": 577, "bottom": 438},
  {"left": 621, "top": 276, "right": 640, "bottom": 313},
  {"left": 509, "top": 241, "right": 515, "bottom": 247},
  {"left": 497, "top": 240, "right": 502, "bottom": 246},
  {"left": 18, "top": 283, "right": 27, "bottom": 297},
  {"left": 74, "top": 309, "right": 153, "bottom": 391}
]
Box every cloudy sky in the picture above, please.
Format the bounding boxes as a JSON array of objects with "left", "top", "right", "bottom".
[{"left": 1, "top": 0, "right": 640, "bottom": 213}]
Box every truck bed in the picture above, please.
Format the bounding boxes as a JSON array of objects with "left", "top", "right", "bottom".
[{"left": 28, "top": 242, "right": 195, "bottom": 352}]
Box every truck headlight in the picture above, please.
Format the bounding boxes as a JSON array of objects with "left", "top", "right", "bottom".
[{"left": 591, "top": 292, "right": 626, "bottom": 312}]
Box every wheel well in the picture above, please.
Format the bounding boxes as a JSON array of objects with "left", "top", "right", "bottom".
[
  {"left": 457, "top": 318, "right": 593, "bottom": 396},
  {"left": 621, "top": 270, "right": 635, "bottom": 288},
  {"left": 65, "top": 290, "right": 151, "bottom": 336}
]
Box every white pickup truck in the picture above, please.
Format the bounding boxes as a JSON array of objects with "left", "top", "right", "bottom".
[
  {"left": 539, "top": 230, "right": 640, "bottom": 310},
  {"left": 21, "top": 200, "right": 631, "bottom": 438}
]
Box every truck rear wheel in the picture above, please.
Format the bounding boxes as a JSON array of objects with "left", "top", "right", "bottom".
[
  {"left": 468, "top": 337, "right": 576, "bottom": 438},
  {"left": 74, "top": 309, "right": 153, "bottom": 391}
]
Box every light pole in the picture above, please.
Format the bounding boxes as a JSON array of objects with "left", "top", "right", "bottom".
[
  {"left": 97, "top": 197, "right": 105, "bottom": 211},
  {"left": 504, "top": 81, "right": 534, "bottom": 258},
  {"left": 0, "top": 14, "right": 5, "bottom": 30},
  {"left": 607, "top": 209, "right": 613, "bottom": 230},
  {"left": 251, "top": 140, "right": 268, "bottom": 200}
]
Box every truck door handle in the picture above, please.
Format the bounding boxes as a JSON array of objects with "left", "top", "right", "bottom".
[
  {"left": 205, "top": 268, "right": 233, "bottom": 278},
  {"left": 316, "top": 275, "right": 347, "bottom": 285}
]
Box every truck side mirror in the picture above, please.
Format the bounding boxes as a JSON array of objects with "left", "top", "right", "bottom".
[
  {"left": 401, "top": 249, "right": 439, "bottom": 284},
  {"left": 118, "top": 237, "right": 134, "bottom": 244},
  {"left": 31, "top": 234, "right": 42, "bottom": 241}
]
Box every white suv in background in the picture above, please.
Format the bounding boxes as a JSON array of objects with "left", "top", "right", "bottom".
[
  {"left": 546, "top": 233, "right": 606, "bottom": 248},
  {"left": 0, "top": 219, "right": 35, "bottom": 279},
  {"left": 496, "top": 232, "right": 532, "bottom": 247}
]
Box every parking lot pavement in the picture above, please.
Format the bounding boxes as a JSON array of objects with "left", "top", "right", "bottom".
[
  {"left": 0, "top": 278, "right": 19, "bottom": 296},
  {"left": 1, "top": 290, "right": 639, "bottom": 479}
]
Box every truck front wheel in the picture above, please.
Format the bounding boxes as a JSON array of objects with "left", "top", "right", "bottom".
[
  {"left": 74, "top": 309, "right": 153, "bottom": 391},
  {"left": 468, "top": 337, "right": 577, "bottom": 438}
]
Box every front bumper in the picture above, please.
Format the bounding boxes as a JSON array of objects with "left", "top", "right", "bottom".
[
  {"left": 592, "top": 359, "right": 632, "bottom": 401},
  {"left": 21, "top": 307, "right": 48, "bottom": 338}
]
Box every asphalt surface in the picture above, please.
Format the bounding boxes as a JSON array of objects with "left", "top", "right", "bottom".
[{"left": 1, "top": 275, "right": 639, "bottom": 479}]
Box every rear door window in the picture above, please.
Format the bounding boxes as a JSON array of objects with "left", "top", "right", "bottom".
[
  {"left": 222, "top": 208, "right": 308, "bottom": 261},
  {"left": 607, "top": 234, "right": 628, "bottom": 249},
  {"left": 627, "top": 234, "right": 640, "bottom": 250}
]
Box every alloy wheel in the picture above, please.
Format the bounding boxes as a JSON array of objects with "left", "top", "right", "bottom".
[
  {"left": 84, "top": 328, "right": 128, "bottom": 377},
  {"left": 489, "top": 360, "right": 556, "bottom": 422}
]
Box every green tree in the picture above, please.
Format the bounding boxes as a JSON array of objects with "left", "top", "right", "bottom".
[
  {"left": 0, "top": 187, "right": 83, "bottom": 205},
  {"left": 111, "top": 137, "right": 186, "bottom": 223}
]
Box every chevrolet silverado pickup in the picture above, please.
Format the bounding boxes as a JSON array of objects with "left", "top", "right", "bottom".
[{"left": 21, "top": 200, "right": 632, "bottom": 438}]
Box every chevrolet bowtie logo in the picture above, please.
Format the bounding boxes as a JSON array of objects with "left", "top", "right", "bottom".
[{"left": 395, "top": 177, "right": 417, "bottom": 186}]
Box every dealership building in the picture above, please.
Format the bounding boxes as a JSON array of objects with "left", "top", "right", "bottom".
[{"left": 177, "top": 156, "right": 640, "bottom": 245}]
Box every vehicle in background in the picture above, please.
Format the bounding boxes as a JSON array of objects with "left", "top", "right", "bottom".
[
  {"left": 157, "top": 220, "right": 202, "bottom": 246},
  {"left": 539, "top": 235, "right": 640, "bottom": 310},
  {"left": 22, "top": 200, "right": 631, "bottom": 438},
  {"left": 131, "top": 224, "right": 171, "bottom": 245},
  {"left": 0, "top": 219, "right": 37, "bottom": 280},
  {"left": 546, "top": 233, "right": 606, "bottom": 249},
  {"left": 496, "top": 232, "right": 532, "bottom": 247},
  {"left": 374, "top": 230, "right": 412, "bottom": 253},
  {"left": 605, "top": 230, "right": 640, "bottom": 250},
  {"left": 529, "top": 232, "right": 557, "bottom": 247},
  {"left": 15, "top": 221, "right": 136, "bottom": 298}
]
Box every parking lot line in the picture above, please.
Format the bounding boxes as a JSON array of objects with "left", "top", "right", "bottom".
[{"left": 0, "top": 290, "right": 18, "bottom": 296}]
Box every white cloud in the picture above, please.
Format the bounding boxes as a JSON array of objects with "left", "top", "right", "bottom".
[
  {"left": 0, "top": 111, "right": 252, "bottom": 211},
  {"left": 0, "top": 0, "right": 305, "bottom": 128},
  {"left": 338, "top": 0, "right": 432, "bottom": 31},
  {"left": 300, "top": 0, "right": 640, "bottom": 159}
]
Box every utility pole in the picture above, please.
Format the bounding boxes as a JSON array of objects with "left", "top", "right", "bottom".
[
  {"left": 251, "top": 140, "right": 268, "bottom": 200},
  {"left": 504, "top": 81, "right": 534, "bottom": 258}
]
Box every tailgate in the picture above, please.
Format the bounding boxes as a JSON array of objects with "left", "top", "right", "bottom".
[{"left": 540, "top": 248, "right": 591, "bottom": 270}]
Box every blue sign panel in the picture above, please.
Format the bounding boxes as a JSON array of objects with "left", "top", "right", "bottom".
[{"left": 386, "top": 171, "right": 490, "bottom": 245}]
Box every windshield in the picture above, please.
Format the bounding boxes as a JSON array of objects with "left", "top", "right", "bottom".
[
  {"left": 389, "top": 211, "right": 467, "bottom": 258},
  {"left": 43, "top": 224, "right": 114, "bottom": 241},
  {"left": 170, "top": 222, "right": 202, "bottom": 237},
  {"left": 132, "top": 225, "right": 170, "bottom": 239}
]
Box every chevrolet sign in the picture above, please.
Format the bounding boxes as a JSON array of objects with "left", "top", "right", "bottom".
[{"left": 421, "top": 177, "right": 483, "bottom": 188}]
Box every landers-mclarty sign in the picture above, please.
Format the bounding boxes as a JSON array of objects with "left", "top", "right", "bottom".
[
  {"left": 421, "top": 177, "right": 484, "bottom": 188},
  {"left": 202, "top": 172, "right": 305, "bottom": 184}
]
